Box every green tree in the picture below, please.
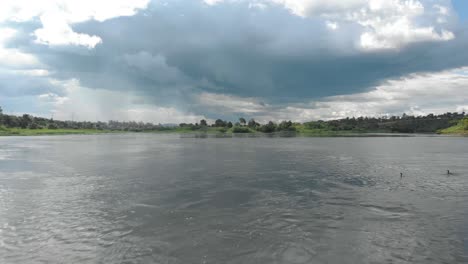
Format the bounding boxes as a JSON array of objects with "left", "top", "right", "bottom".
[
  {"left": 47, "top": 123, "right": 58, "bottom": 129},
  {"left": 258, "top": 121, "right": 277, "bottom": 133},
  {"left": 232, "top": 126, "right": 250, "bottom": 133},
  {"left": 239, "top": 117, "right": 246, "bottom": 126},
  {"left": 214, "top": 119, "right": 226, "bottom": 127},
  {"left": 200, "top": 119, "right": 207, "bottom": 126},
  {"left": 278, "top": 120, "right": 295, "bottom": 131},
  {"left": 248, "top": 118, "right": 257, "bottom": 128},
  {"left": 28, "top": 122, "right": 40, "bottom": 129},
  {"left": 463, "top": 117, "right": 468, "bottom": 131},
  {"left": 20, "top": 114, "right": 32, "bottom": 128}
]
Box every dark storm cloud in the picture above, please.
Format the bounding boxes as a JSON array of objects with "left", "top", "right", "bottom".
[{"left": 5, "top": 0, "right": 468, "bottom": 107}]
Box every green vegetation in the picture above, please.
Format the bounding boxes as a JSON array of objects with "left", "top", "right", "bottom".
[
  {"left": 142, "top": 126, "right": 226, "bottom": 135},
  {"left": 0, "top": 105, "right": 467, "bottom": 136},
  {"left": 0, "top": 127, "right": 112, "bottom": 136},
  {"left": 438, "top": 117, "right": 468, "bottom": 135},
  {"left": 231, "top": 126, "right": 253, "bottom": 133}
]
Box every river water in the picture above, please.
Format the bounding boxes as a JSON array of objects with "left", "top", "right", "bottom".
[{"left": 0, "top": 134, "right": 467, "bottom": 263}]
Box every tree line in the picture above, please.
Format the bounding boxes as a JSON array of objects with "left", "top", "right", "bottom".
[
  {"left": 0, "top": 105, "right": 466, "bottom": 133},
  {"left": 320, "top": 112, "right": 467, "bottom": 133},
  {"left": 179, "top": 117, "right": 296, "bottom": 133},
  {"left": 0, "top": 107, "right": 170, "bottom": 132}
]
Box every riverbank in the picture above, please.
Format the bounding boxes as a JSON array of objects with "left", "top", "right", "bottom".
[
  {"left": 0, "top": 127, "right": 114, "bottom": 136},
  {"left": 438, "top": 118, "right": 468, "bottom": 135},
  {"left": 1, "top": 112, "right": 465, "bottom": 137},
  {"left": 0, "top": 127, "right": 446, "bottom": 137},
  {"left": 438, "top": 125, "right": 468, "bottom": 135},
  {"left": 2, "top": 123, "right": 466, "bottom": 137}
]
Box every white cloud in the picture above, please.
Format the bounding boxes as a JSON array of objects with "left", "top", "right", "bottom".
[
  {"left": 325, "top": 21, "right": 339, "bottom": 30},
  {"left": 203, "top": 0, "right": 455, "bottom": 50},
  {"left": 288, "top": 0, "right": 455, "bottom": 50},
  {"left": 0, "top": 0, "right": 150, "bottom": 24},
  {"left": 271, "top": 0, "right": 366, "bottom": 17},
  {"left": 354, "top": 0, "right": 455, "bottom": 50},
  {"left": 0, "top": 28, "right": 40, "bottom": 68},
  {"left": 0, "top": 49, "right": 40, "bottom": 68},
  {"left": 12, "top": 69, "right": 50, "bottom": 77},
  {"left": 434, "top": 4, "right": 449, "bottom": 15},
  {"left": 204, "top": 0, "right": 225, "bottom": 5},
  {"left": 38, "top": 92, "right": 68, "bottom": 105},
  {"left": 0, "top": 0, "right": 150, "bottom": 48},
  {"left": 34, "top": 12, "right": 102, "bottom": 49}
]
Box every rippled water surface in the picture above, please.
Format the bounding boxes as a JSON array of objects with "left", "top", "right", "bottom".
[{"left": 0, "top": 134, "right": 467, "bottom": 264}]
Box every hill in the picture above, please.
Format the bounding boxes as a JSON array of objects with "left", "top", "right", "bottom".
[{"left": 439, "top": 118, "right": 468, "bottom": 135}]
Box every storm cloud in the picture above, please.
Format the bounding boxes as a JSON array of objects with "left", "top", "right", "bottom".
[{"left": 1, "top": 0, "right": 467, "bottom": 121}]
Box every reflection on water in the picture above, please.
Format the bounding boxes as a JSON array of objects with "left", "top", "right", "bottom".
[{"left": 0, "top": 134, "right": 467, "bottom": 264}]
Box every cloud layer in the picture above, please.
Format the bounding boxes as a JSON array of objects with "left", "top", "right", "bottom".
[{"left": 0, "top": 0, "right": 467, "bottom": 122}]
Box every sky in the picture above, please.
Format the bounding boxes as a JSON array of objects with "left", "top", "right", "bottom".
[{"left": 0, "top": 0, "right": 468, "bottom": 123}]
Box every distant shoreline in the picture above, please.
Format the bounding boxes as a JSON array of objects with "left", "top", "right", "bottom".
[
  {"left": 1, "top": 110, "right": 467, "bottom": 137},
  {"left": 0, "top": 128, "right": 115, "bottom": 137},
  {"left": 1, "top": 128, "right": 466, "bottom": 137}
]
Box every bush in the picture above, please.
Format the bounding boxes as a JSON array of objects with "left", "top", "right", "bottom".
[
  {"left": 28, "top": 123, "right": 40, "bottom": 129},
  {"left": 283, "top": 126, "right": 297, "bottom": 132},
  {"left": 258, "top": 121, "right": 277, "bottom": 133},
  {"left": 304, "top": 121, "right": 326, "bottom": 129},
  {"left": 277, "top": 121, "right": 296, "bottom": 132},
  {"left": 47, "top": 123, "right": 59, "bottom": 129},
  {"left": 232, "top": 126, "right": 251, "bottom": 133},
  {"left": 463, "top": 118, "right": 468, "bottom": 130}
]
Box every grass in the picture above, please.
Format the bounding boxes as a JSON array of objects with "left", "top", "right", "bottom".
[
  {"left": 293, "top": 124, "right": 373, "bottom": 136},
  {"left": 438, "top": 123, "right": 468, "bottom": 135},
  {"left": 438, "top": 118, "right": 468, "bottom": 135},
  {"left": 0, "top": 127, "right": 114, "bottom": 136}
]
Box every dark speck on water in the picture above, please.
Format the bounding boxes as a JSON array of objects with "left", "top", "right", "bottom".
[{"left": 0, "top": 134, "right": 467, "bottom": 264}]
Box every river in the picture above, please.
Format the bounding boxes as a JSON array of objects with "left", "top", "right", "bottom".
[{"left": 0, "top": 134, "right": 467, "bottom": 263}]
